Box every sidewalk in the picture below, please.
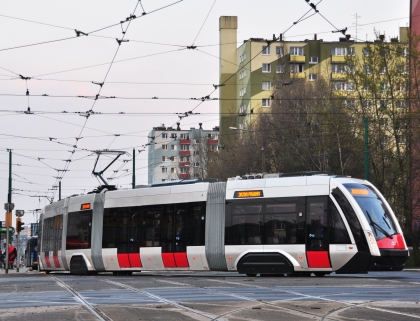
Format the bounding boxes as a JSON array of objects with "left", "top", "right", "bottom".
[{"left": 0, "top": 267, "right": 30, "bottom": 275}]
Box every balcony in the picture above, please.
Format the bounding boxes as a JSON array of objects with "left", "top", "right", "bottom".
[
  {"left": 179, "top": 162, "right": 191, "bottom": 167},
  {"left": 208, "top": 139, "right": 218, "bottom": 144},
  {"left": 179, "top": 150, "right": 190, "bottom": 156},
  {"left": 331, "top": 56, "right": 346, "bottom": 63},
  {"left": 179, "top": 173, "right": 191, "bottom": 179},
  {"left": 289, "top": 72, "right": 305, "bottom": 79},
  {"left": 180, "top": 139, "right": 190, "bottom": 144},
  {"left": 289, "top": 55, "right": 305, "bottom": 63},
  {"left": 331, "top": 73, "right": 347, "bottom": 80}
]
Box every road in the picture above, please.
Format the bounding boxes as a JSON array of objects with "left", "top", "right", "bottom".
[{"left": 0, "top": 270, "right": 419, "bottom": 321}]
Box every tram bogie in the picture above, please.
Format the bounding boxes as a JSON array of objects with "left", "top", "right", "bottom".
[{"left": 38, "top": 174, "right": 409, "bottom": 276}]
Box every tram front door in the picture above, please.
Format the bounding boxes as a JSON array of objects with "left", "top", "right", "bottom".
[{"left": 306, "top": 196, "right": 331, "bottom": 268}]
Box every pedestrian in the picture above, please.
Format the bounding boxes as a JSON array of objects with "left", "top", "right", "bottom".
[
  {"left": 8, "top": 244, "right": 17, "bottom": 269},
  {"left": 0, "top": 250, "right": 4, "bottom": 269}
]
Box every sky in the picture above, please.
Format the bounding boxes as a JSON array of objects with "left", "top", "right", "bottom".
[{"left": 0, "top": 0, "right": 410, "bottom": 224}]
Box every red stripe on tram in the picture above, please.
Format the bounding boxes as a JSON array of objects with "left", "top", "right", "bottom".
[
  {"left": 306, "top": 251, "right": 331, "bottom": 268},
  {"left": 128, "top": 253, "right": 142, "bottom": 268},
  {"left": 117, "top": 254, "right": 131, "bottom": 268},
  {"left": 174, "top": 252, "right": 189, "bottom": 267},
  {"left": 162, "top": 253, "right": 177, "bottom": 267}
]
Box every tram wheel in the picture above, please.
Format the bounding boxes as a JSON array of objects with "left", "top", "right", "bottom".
[
  {"left": 246, "top": 274, "right": 257, "bottom": 277},
  {"left": 314, "top": 272, "right": 327, "bottom": 277}
]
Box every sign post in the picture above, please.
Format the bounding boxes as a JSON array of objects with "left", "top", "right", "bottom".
[{"left": 15, "top": 210, "right": 24, "bottom": 272}]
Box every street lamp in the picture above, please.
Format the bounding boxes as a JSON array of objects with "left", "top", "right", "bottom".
[{"left": 229, "top": 127, "right": 266, "bottom": 173}]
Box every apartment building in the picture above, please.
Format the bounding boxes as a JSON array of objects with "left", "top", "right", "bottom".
[
  {"left": 219, "top": 16, "right": 409, "bottom": 136},
  {"left": 147, "top": 123, "right": 219, "bottom": 183}
]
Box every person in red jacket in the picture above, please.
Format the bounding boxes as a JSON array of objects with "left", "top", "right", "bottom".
[{"left": 8, "top": 245, "right": 17, "bottom": 269}]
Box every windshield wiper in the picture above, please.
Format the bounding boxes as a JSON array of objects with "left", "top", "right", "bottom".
[{"left": 366, "top": 210, "right": 393, "bottom": 239}]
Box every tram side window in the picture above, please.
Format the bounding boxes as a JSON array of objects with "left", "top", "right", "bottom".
[
  {"left": 231, "top": 203, "right": 263, "bottom": 245},
  {"left": 328, "top": 199, "right": 351, "bottom": 244},
  {"left": 332, "top": 188, "right": 369, "bottom": 251},
  {"left": 265, "top": 203, "right": 298, "bottom": 244},
  {"left": 103, "top": 208, "right": 118, "bottom": 248},
  {"left": 42, "top": 215, "right": 63, "bottom": 253},
  {"left": 66, "top": 210, "right": 92, "bottom": 250}
]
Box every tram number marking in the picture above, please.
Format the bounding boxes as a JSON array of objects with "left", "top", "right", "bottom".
[
  {"left": 350, "top": 188, "right": 369, "bottom": 196},
  {"left": 234, "top": 190, "right": 263, "bottom": 198}
]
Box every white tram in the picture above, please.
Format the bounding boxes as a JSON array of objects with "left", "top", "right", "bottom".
[{"left": 38, "top": 173, "right": 409, "bottom": 276}]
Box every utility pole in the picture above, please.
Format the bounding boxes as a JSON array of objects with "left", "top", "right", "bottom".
[
  {"left": 364, "top": 117, "right": 369, "bottom": 181},
  {"left": 59, "top": 181, "right": 61, "bottom": 200},
  {"left": 132, "top": 148, "right": 135, "bottom": 189},
  {"left": 5, "top": 149, "right": 13, "bottom": 274}
]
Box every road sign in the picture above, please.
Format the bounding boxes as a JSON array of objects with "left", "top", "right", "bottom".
[
  {"left": 4, "top": 203, "right": 14, "bottom": 212},
  {"left": 15, "top": 210, "right": 24, "bottom": 217},
  {"left": 0, "top": 227, "right": 14, "bottom": 233}
]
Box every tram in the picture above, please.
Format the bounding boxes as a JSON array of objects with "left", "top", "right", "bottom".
[{"left": 38, "top": 173, "right": 409, "bottom": 276}]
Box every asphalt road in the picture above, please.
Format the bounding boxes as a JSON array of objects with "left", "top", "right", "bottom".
[{"left": 0, "top": 270, "right": 419, "bottom": 321}]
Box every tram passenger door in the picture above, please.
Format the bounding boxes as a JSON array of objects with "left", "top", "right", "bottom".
[
  {"left": 306, "top": 197, "right": 331, "bottom": 268},
  {"left": 117, "top": 207, "right": 143, "bottom": 268},
  {"left": 161, "top": 204, "right": 189, "bottom": 268}
]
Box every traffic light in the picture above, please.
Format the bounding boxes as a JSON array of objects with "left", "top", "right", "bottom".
[{"left": 17, "top": 220, "right": 24, "bottom": 233}]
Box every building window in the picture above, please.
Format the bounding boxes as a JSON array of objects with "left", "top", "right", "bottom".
[
  {"left": 162, "top": 133, "right": 167, "bottom": 138},
  {"left": 345, "top": 65, "right": 355, "bottom": 74},
  {"left": 397, "top": 135, "right": 406, "bottom": 145},
  {"left": 180, "top": 133, "right": 189, "bottom": 139},
  {"left": 239, "top": 70, "right": 247, "bottom": 79},
  {"left": 380, "top": 100, "right": 388, "bottom": 109},
  {"left": 309, "top": 56, "right": 318, "bottom": 63},
  {"left": 332, "top": 64, "right": 345, "bottom": 74},
  {"left": 262, "top": 98, "right": 270, "bottom": 107},
  {"left": 262, "top": 46, "right": 270, "bottom": 55},
  {"left": 171, "top": 145, "right": 177, "bottom": 150},
  {"left": 162, "top": 167, "right": 168, "bottom": 173},
  {"left": 276, "top": 46, "right": 284, "bottom": 56},
  {"left": 171, "top": 167, "right": 177, "bottom": 173},
  {"left": 309, "top": 74, "right": 318, "bottom": 81},
  {"left": 239, "top": 105, "right": 246, "bottom": 114},
  {"left": 290, "top": 64, "right": 304, "bottom": 73},
  {"left": 209, "top": 145, "right": 218, "bottom": 151},
  {"left": 162, "top": 144, "right": 168, "bottom": 150},
  {"left": 180, "top": 167, "right": 189, "bottom": 174},
  {"left": 397, "top": 100, "right": 408, "bottom": 109},
  {"left": 379, "top": 65, "right": 387, "bottom": 74},
  {"left": 172, "top": 156, "right": 178, "bottom": 162},
  {"left": 276, "top": 64, "right": 285, "bottom": 73},
  {"left": 362, "top": 99, "right": 373, "bottom": 109},
  {"left": 331, "top": 47, "right": 355, "bottom": 56},
  {"left": 180, "top": 144, "right": 189, "bottom": 151},
  {"left": 162, "top": 156, "right": 169, "bottom": 162},
  {"left": 290, "top": 47, "right": 304, "bottom": 56},
  {"left": 363, "top": 65, "right": 371, "bottom": 74},
  {"left": 262, "top": 63, "right": 271, "bottom": 73},
  {"left": 240, "top": 52, "right": 246, "bottom": 62},
  {"left": 379, "top": 118, "right": 388, "bottom": 129},
  {"left": 209, "top": 133, "right": 218, "bottom": 139},
  {"left": 162, "top": 179, "right": 167, "bottom": 182},
  {"left": 180, "top": 156, "right": 189, "bottom": 162},
  {"left": 170, "top": 133, "right": 177, "bottom": 138},
  {"left": 380, "top": 82, "right": 388, "bottom": 91},
  {"left": 363, "top": 47, "right": 371, "bottom": 56},
  {"left": 262, "top": 81, "right": 271, "bottom": 90},
  {"left": 333, "top": 82, "right": 354, "bottom": 91},
  {"left": 195, "top": 139, "right": 200, "bottom": 143}
]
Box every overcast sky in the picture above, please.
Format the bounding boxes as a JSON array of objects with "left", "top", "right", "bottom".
[{"left": 0, "top": 0, "right": 410, "bottom": 223}]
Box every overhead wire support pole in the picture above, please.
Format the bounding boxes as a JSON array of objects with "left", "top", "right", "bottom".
[
  {"left": 5, "top": 149, "right": 12, "bottom": 274},
  {"left": 132, "top": 148, "right": 135, "bottom": 189}
]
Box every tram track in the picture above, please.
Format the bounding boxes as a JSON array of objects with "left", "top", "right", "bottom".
[
  {"left": 50, "top": 275, "right": 113, "bottom": 321},
  {"left": 48, "top": 273, "right": 420, "bottom": 321}
]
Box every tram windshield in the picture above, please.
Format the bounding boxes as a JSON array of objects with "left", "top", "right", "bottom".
[{"left": 344, "top": 183, "right": 398, "bottom": 240}]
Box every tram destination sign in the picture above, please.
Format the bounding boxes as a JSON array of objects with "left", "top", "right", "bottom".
[{"left": 234, "top": 190, "right": 264, "bottom": 198}]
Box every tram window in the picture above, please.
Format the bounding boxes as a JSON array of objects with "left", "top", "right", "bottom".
[
  {"left": 128, "top": 207, "right": 142, "bottom": 252},
  {"left": 103, "top": 208, "right": 118, "bottom": 248},
  {"left": 143, "top": 207, "right": 162, "bottom": 248},
  {"left": 175, "top": 204, "right": 187, "bottom": 252},
  {"left": 233, "top": 204, "right": 263, "bottom": 215},
  {"left": 332, "top": 188, "right": 369, "bottom": 251},
  {"left": 328, "top": 199, "right": 351, "bottom": 244},
  {"left": 265, "top": 213, "right": 297, "bottom": 244},
  {"left": 266, "top": 203, "right": 296, "bottom": 213},
  {"left": 66, "top": 211, "right": 92, "bottom": 250},
  {"left": 232, "top": 214, "right": 263, "bottom": 245},
  {"left": 187, "top": 203, "right": 205, "bottom": 246}
]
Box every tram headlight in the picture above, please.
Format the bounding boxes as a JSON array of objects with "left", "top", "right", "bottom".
[{"left": 367, "top": 231, "right": 375, "bottom": 245}]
